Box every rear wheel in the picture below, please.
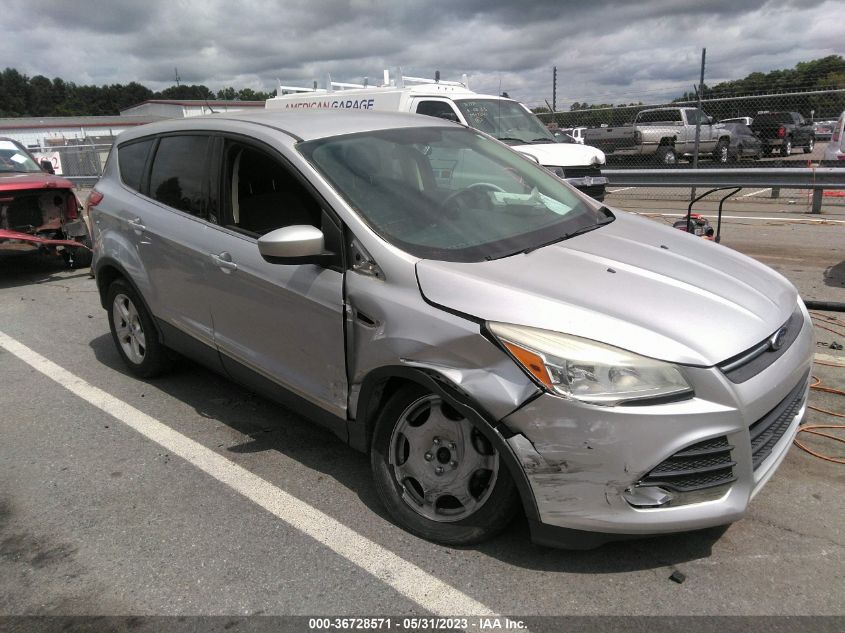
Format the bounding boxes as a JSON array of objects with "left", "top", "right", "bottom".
[
  {"left": 106, "top": 279, "right": 169, "bottom": 378},
  {"left": 655, "top": 146, "right": 677, "bottom": 165},
  {"left": 803, "top": 137, "right": 815, "bottom": 154},
  {"left": 370, "top": 385, "right": 517, "bottom": 545}
]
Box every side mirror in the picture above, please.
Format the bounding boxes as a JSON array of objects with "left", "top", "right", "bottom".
[
  {"left": 258, "top": 225, "right": 333, "bottom": 265},
  {"left": 40, "top": 159, "right": 55, "bottom": 174}
]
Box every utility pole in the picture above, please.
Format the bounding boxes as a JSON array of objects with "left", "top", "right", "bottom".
[
  {"left": 691, "top": 48, "right": 706, "bottom": 202},
  {"left": 691, "top": 48, "right": 706, "bottom": 170},
  {"left": 552, "top": 66, "right": 557, "bottom": 113},
  {"left": 174, "top": 67, "right": 181, "bottom": 87}
]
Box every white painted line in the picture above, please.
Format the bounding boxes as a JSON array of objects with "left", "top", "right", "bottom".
[
  {"left": 632, "top": 212, "right": 845, "bottom": 224},
  {"left": 607, "top": 186, "right": 634, "bottom": 193},
  {"left": 0, "top": 330, "right": 498, "bottom": 618},
  {"left": 739, "top": 188, "right": 771, "bottom": 198}
]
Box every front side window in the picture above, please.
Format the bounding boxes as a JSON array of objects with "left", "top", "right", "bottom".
[
  {"left": 149, "top": 135, "right": 209, "bottom": 218},
  {"left": 220, "top": 142, "right": 321, "bottom": 236},
  {"left": 415, "top": 101, "right": 460, "bottom": 121},
  {"left": 299, "top": 127, "right": 608, "bottom": 262}
]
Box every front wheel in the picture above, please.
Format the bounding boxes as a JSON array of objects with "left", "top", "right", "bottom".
[
  {"left": 714, "top": 139, "right": 729, "bottom": 163},
  {"left": 370, "top": 385, "right": 517, "bottom": 545},
  {"left": 63, "top": 237, "right": 92, "bottom": 269},
  {"left": 804, "top": 137, "right": 815, "bottom": 154}
]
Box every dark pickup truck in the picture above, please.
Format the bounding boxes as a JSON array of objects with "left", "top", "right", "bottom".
[{"left": 750, "top": 112, "right": 815, "bottom": 156}]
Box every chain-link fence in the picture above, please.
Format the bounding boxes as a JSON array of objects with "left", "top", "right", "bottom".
[
  {"left": 536, "top": 88, "right": 844, "bottom": 167},
  {"left": 534, "top": 88, "right": 845, "bottom": 206},
  {"left": 29, "top": 140, "right": 113, "bottom": 187}
]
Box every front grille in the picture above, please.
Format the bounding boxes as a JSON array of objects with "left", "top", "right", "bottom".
[
  {"left": 749, "top": 372, "right": 808, "bottom": 470},
  {"left": 562, "top": 165, "right": 602, "bottom": 179},
  {"left": 638, "top": 436, "right": 736, "bottom": 492},
  {"left": 718, "top": 307, "right": 803, "bottom": 384}
]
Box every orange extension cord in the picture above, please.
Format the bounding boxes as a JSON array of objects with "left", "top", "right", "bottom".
[{"left": 794, "top": 313, "right": 845, "bottom": 464}]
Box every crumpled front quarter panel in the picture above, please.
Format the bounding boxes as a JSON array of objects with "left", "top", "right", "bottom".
[{"left": 345, "top": 267, "right": 539, "bottom": 423}]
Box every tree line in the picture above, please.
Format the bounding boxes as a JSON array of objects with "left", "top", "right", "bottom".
[
  {"left": 537, "top": 55, "right": 845, "bottom": 128},
  {"left": 0, "top": 68, "right": 276, "bottom": 117}
]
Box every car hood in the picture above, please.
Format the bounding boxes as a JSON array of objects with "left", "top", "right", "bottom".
[
  {"left": 513, "top": 142, "right": 605, "bottom": 167},
  {"left": 415, "top": 212, "right": 797, "bottom": 367},
  {"left": 0, "top": 171, "right": 74, "bottom": 191}
]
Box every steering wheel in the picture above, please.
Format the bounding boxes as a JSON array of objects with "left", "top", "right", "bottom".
[{"left": 439, "top": 182, "right": 506, "bottom": 214}]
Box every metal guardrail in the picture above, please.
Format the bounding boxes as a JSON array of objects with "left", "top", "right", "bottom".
[{"left": 602, "top": 167, "right": 845, "bottom": 213}]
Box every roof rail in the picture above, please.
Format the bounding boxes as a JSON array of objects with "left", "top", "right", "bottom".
[
  {"left": 401, "top": 74, "right": 467, "bottom": 88},
  {"left": 276, "top": 69, "right": 470, "bottom": 96}
]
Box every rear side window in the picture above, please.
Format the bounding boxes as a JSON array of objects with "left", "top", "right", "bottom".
[
  {"left": 118, "top": 139, "right": 153, "bottom": 192},
  {"left": 636, "top": 110, "right": 682, "bottom": 124},
  {"left": 149, "top": 135, "right": 209, "bottom": 218}
]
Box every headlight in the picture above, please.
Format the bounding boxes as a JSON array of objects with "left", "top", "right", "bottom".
[
  {"left": 488, "top": 322, "right": 692, "bottom": 406},
  {"left": 544, "top": 165, "right": 566, "bottom": 178}
]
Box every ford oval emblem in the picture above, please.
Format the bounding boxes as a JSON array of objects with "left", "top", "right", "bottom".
[{"left": 769, "top": 327, "right": 788, "bottom": 351}]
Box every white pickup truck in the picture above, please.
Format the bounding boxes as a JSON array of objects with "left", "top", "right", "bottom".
[{"left": 583, "top": 107, "right": 732, "bottom": 165}]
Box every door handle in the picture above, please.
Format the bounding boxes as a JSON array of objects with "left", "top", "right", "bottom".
[
  {"left": 128, "top": 217, "right": 145, "bottom": 235},
  {"left": 210, "top": 252, "right": 238, "bottom": 272}
]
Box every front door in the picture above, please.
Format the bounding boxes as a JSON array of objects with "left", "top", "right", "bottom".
[{"left": 206, "top": 138, "right": 348, "bottom": 420}]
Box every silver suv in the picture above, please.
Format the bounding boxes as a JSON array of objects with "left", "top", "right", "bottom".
[{"left": 89, "top": 110, "right": 813, "bottom": 548}]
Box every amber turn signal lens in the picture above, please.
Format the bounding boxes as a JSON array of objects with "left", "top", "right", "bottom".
[{"left": 502, "top": 341, "right": 553, "bottom": 390}]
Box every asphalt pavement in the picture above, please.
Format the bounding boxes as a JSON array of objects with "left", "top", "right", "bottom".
[{"left": 0, "top": 208, "right": 843, "bottom": 626}]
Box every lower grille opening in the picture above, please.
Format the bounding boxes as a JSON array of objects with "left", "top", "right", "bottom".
[
  {"left": 749, "top": 373, "right": 808, "bottom": 470},
  {"left": 638, "top": 435, "right": 736, "bottom": 493}
]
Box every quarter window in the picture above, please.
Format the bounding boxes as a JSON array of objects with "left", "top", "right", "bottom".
[
  {"left": 149, "top": 135, "right": 209, "bottom": 218},
  {"left": 118, "top": 139, "right": 153, "bottom": 192}
]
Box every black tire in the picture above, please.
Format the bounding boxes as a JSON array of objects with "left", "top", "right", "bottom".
[
  {"left": 370, "top": 384, "right": 518, "bottom": 546},
  {"left": 714, "top": 139, "right": 729, "bottom": 163},
  {"left": 780, "top": 137, "right": 792, "bottom": 156},
  {"left": 732, "top": 145, "right": 743, "bottom": 162},
  {"left": 655, "top": 146, "right": 677, "bottom": 165},
  {"left": 64, "top": 237, "right": 93, "bottom": 269},
  {"left": 106, "top": 278, "right": 170, "bottom": 378},
  {"left": 803, "top": 137, "right": 815, "bottom": 154}
]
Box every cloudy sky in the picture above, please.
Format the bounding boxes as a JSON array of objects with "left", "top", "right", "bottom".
[{"left": 2, "top": 0, "right": 842, "bottom": 108}]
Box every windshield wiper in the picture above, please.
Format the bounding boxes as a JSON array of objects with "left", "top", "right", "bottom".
[
  {"left": 530, "top": 138, "right": 556, "bottom": 143},
  {"left": 495, "top": 137, "right": 527, "bottom": 144},
  {"left": 521, "top": 207, "right": 615, "bottom": 254}
]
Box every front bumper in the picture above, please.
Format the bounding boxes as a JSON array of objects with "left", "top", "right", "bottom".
[{"left": 501, "top": 308, "right": 814, "bottom": 542}]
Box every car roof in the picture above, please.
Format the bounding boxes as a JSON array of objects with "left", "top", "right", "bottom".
[{"left": 115, "top": 109, "right": 457, "bottom": 145}]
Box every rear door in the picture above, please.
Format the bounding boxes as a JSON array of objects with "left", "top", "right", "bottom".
[
  {"left": 125, "top": 133, "right": 222, "bottom": 364},
  {"left": 205, "top": 134, "right": 348, "bottom": 421}
]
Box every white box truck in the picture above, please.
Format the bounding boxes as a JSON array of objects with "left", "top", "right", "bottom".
[{"left": 266, "top": 71, "right": 607, "bottom": 200}]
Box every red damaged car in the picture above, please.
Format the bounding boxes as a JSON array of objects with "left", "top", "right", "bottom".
[{"left": 0, "top": 137, "right": 92, "bottom": 268}]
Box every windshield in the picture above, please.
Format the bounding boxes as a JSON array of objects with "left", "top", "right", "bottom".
[
  {"left": 0, "top": 140, "right": 43, "bottom": 173},
  {"left": 454, "top": 99, "right": 556, "bottom": 144},
  {"left": 299, "top": 127, "right": 605, "bottom": 262}
]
